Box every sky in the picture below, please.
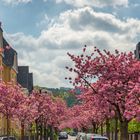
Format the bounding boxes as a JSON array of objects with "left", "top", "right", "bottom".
[{"left": 0, "top": 0, "right": 140, "bottom": 88}]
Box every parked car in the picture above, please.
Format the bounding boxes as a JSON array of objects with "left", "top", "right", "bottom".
[
  {"left": 90, "top": 135, "right": 108, "bottom": 140},
  {"left": 59, "top": 132, "right": 68, "bottom": 139},
  {"left": 0, "top": 136, "right": 16, "bottom": 140},
  {"left": 69, "top": 131, "right": 77, "bottom": 136},
  {"left": 76, "top": 132, "right": 86, "bottom": 140},
  {"left": 86, "top": 133, "right": 108, "bottom": 140}
]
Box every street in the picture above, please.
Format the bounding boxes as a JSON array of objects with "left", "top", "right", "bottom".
[{"left": 68, "top": 135, "right": 76, "bottom": 140}]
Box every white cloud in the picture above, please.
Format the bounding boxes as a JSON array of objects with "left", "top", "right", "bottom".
[
  {"left": 36, "top": 14, "right": 51, "bottom": 28},
  {"left": 6, "top": 7, "right": 140, "bottom": 88},
  {"left": 1, "top": 0, "right": 32, "bottom": 5},
  {"left": 54, "top": 0, "right": 128, "bottom": 8}
]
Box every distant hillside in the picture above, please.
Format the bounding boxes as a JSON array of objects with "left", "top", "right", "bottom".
[
  {"left": 34, "top": 86, "right": 77, "bottom": 107},
  {"left": 47, "top": 87, "right": 72, "bottom": 94}
]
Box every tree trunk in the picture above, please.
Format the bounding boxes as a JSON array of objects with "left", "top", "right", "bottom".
[
  {"left": 46, "top": 128, "right": 49, "bottom": 140},
  {"left": 100, "top": 123, "right": 103, "bottom": 136},
  {"left": 49, "top": 126, "right": 54, "bottom": 140},
  {"left": 95, "top": 126, "right": 98, "bottom": 133},
  {"left": 6, "top": 114, "right": 10, "bottom": 137},
  {"left": 120, "top": 121, "right": 128, "bottom": 140},
  {"left": 44, "top": 126, "right": 47, "bottom": 140},
  {"left": 29, "top": 123, "right": 33, "bottom": 140},
  {"left": 106, "top": 119, "right": 110, "bottom": 139},
  {"left": 39, "top": 124, "right": 42, "bottom": 140},
  {"left": 82, "top": 127, "right": 87, "bottom": 133},
  {"left": 111, "top": 131, "right": 114, "bottom": 140},
  {"left": 21, "top": 122, "right": 25, "bottom": 140},
  {"left": 38, "top": 116, "right": 43, "bottom": 140},
  {"left": 135, "top": 132, "right": 139, "bottom": 140},
  {"left": 54, "top": 127, "right": 58, "bottom": 140},
  {"left": 114, "top": 117, "right": 118, "bottom": 140},
  {"left": 92, "top": 122, "right": 96, "bottom": 133},
  {"left": 35, "top": 120, "right": 39, "bottom": 140}
]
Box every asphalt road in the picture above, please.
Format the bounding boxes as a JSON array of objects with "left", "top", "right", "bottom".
[{"left": 68, "top": 135, "right": 76, "bottom": 140}]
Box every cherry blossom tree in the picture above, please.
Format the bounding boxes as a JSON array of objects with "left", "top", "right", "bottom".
[
  {"left": 51, "top": 97, "right": 67, "bottom": 128},
  {"left": 15, "top": 94, "right": 39, "bottom": 140},
  {"left": 66, "top": 46, "right": 140, "bottom": 140},
  {"left": 0, "top": 82, "right": 25, "bottom": 136},
  {"left": 47, "top": 97, "right": 67, "bottom": 140},
  {"left": 29, "top": 91, "right": 50, "bottom": 140},
  {"left": 59, "top": 105, "right": 85, "bottom": 130},
  {"left": 124, "top": 83, "right": 140, "bottom": 121},
  {"left": 30, "top": 90, "right": 68, "bottom": 140},
  {"left": 59, "top": 101, "right": 108, "bottom": 133}
]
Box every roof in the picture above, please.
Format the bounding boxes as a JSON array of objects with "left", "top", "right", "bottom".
[
  {"left": 0, "top": 26, "right": 3, "bottom": 32},
  {"left": 2, "top": 38, "right": 17, "bottom": 68},
  {"left": 86, "top": 133, "right": 108, "bottom": 139},
  {"left": 91, "top": 135, "right": 108, "bottom": 139}
]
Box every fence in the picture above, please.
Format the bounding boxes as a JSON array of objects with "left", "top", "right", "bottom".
[
  {"left": 0, "top": 128, "right": 17, "bottom": 136},
  {"left": 128, "top": 133, "right": 140, "bottom": 140},
  {"left": 109, "top": 132, "right": 140, "bottom": 140}
]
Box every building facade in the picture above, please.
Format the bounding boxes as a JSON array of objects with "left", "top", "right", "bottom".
[
  {"left": 0, "top": 26, "right": 18, "bottom": 83},
  {"left": 135, "top": 42, "right": 140, "bottom": 60},
  {"left": 17, "top": 66, "right": 33, "bottom": 94},
  {"left": 0, "top": 24, "right": 33, "bottom": 135}
]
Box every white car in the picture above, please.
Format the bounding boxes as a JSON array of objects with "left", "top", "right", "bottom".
[
  {"left": 0, "top": 136, "right": 16, "bottom": 140},
  {"left": 86, "top": 133, "right": 108, "bottom": 140}
]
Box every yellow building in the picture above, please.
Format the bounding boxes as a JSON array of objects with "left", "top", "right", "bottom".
[
  {"left": 0, "top": 27, "right": 18, "bottom": 83},
  {"left": 0, "top": 24, "right": 33, "bottom": 137},
  {"left": 0, "top": 25, "right": 18, "bottom": 135}
]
